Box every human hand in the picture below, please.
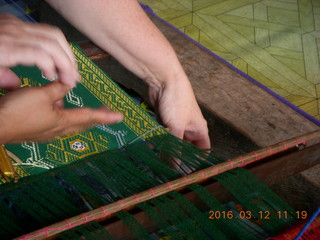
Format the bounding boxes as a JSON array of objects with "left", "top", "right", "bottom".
[
  {"left": 0, "top": 14, "right": 79, "bottom": 90},
  {"left": 149, "top": 78, "right": 210, "bottom": 150},
  {"left": 0, "top": 81, "right": 123, "bottom": 144}
]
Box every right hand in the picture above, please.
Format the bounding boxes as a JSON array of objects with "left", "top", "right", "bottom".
[
  {"left": 0, "top": 14, "right": 79, "bottom": 90},
  {"left": 0, "top": 81, "right": 123, "bottom": 144}
]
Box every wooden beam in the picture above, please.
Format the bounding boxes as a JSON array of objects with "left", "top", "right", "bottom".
[
  {"left": 146, "top": 13, "right": 319, "bottom": 147},
  {"left": 103, "top": 142, "right": 320, "bottom": 239}
]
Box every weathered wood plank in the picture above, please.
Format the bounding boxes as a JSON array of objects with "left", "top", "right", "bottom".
[
  {"left": 147, "top": 12, "right": 319, "bottom": 147},
  {"left": 40, "top": 2, "right": 319, "bottom": 147}
]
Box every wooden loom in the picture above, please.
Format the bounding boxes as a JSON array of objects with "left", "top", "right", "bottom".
[
  {"left": 5, "top": 39, "right": 319, "bottom": 239},
  {"left": 1, "top": 5, "right": 319, "bottom": 239},
  {"left": 13, "top": 129, "right": 320, "bottom": 239}
]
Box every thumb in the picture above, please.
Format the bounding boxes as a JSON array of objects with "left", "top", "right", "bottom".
[
  {"left": 62, "top": 106, "right": 123, "bottom": 130},
  {"left": 0, "top": 67, "right": 21, "bottom": 91}
]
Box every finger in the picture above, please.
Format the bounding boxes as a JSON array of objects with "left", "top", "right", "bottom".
[
  {"left": 184, "top": 127, "right": 211, "bottom": 150},
  {"left": 23, "top": 23, "right": 76, "bottom": 67},
  {"left": 21, "top": 23, "right": 79, "bottom": 86},
  {"left": 17, "top": 35, "right": 78, "bottom": 87},
  {"left": 190, "top": 134, "right": 211, "bottom": 150},
  {"left": 0, "top": 43, "right": 57, "bottom": 80},
  {"left": 42, "top": 81, "right": 71, "bottom": 102},
  {"left": 0, "top": 67, "right": 21, "bottom": 91},
  {"left": 61, "top": 107, "right": 123, "bottom": 131},
  {"left": 2, "top": 28, "right": 79, "bottom": 87},
  {"left": 167, "top": 124, "right": 185, "bottom": 140}
]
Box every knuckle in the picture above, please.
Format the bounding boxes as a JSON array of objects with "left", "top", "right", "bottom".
[
  {"left": 36, "top": 23, "right": 57, "bottom": 32},
  {"left": 34, "top": 51, "right": 53, "bottom": 70},
  {"left": 39, "top": 24, "right": 65, "bottom": 39},
  {"left": 53, "top": 27, "right": 65, "bottom": 39}
]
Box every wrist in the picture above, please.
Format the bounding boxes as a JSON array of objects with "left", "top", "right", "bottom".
[{"left": 147, "top": 70, "right": 194, "bottom": 107}]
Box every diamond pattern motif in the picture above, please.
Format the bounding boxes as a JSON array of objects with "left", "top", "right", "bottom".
[{"left": 141, "top": 0, "right": 320, "bottom": 120}]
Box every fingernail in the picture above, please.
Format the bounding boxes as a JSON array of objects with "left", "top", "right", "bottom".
[
  {"left": 50, "top": 72, "right": 58, "bottom": 81},
  {"left": 116, "top": 113, "right": 123, "bottom": 123},
  {"left": 42, "top": 71, "right": 58, "bottom": 81}
]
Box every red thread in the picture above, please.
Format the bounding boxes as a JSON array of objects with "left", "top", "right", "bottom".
[
  {"left": 282, "top": 141, "right": 287, "bottom": 150},
  {"left": 82, "top": 213, "right": 89, "bottom": 223},
  {"left": 240, "top": 156, "right": 245, "bottom": 167},
  {"left": 183, "top": 177, "right": 189, "bottom": 185},
  {"left": 215, "top": 165, "right": 219, "bottom": 175},
  {"left": 199, "top": 170, "right": 205, "bottom": 181},
  {"left": 253, "top": 151, "right": 259, "bottom": 160},
  {"left": 294, "top": 137, "right": 307, "bottom": 147},
  {"left": 300, "top": 140, "right": 307, "bottom": 146},
  {"left": 268, "top": 146, "right": 273, "bottom": 155},
  {"left": 65, "top": 219, "right": 72, "bottom": 228},
  {"left": 118, "top": 200, "right": 125, "bottom": 210},
  {"left": 166, "top": 182, "right": 173, "bottom": 191},
  {"left": 100, "top": 206, "right": 108, "bottom": 216},
  {"left": 149, "top": 188, "right": 156, "bottom": 197},
  {"left": 227, "top": 159, "right": 234, "bottom": 168},
  {"left": 134, "top": 194, "right": 141, "bottom": 204},
  {"left": 20, "top": 206, "right": 122, "bottom": 239}
]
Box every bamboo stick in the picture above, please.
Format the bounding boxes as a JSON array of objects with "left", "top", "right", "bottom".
[
  {"left": 17, "top": 130, "right": 320, "bottom": 240},
  {"left": 0, "top": 145, "right": 18, "bottom": 182}
]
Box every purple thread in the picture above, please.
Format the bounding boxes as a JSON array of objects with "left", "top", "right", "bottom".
[{"left": 141, "top": 3, "right": 320, "bottom": 126}]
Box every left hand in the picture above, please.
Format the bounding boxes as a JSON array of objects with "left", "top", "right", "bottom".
[{"left": 149, "top": 78, "right": 210, "bottom": 150}]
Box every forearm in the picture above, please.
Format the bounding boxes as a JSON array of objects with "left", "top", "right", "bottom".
[
  {"left": 45, "top": 0, "right": 210, "bottom": 149},
  {"left": 45, "top": 0, "right": 189, "bottom": 89}
]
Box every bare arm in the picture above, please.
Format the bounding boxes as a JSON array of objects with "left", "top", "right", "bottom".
[{"left": 46, "top": 0, "right": 210, "bottom": 149}]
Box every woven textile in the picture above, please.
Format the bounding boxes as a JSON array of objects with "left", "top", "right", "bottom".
[{"left": 0, "top": 44, "right": 164, "bottom": 181}]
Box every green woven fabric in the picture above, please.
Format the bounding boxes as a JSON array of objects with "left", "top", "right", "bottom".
[
  {"left": 0, "top": 44, "right": 164, "bottom": 180},
  {"left": 0, "top": 43, "right": 299, "bottom": 240}
]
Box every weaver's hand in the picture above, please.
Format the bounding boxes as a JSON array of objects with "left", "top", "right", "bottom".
[
  {"left": 45, "top": 0, "right": 211, "bottom": 149},
  {"left": 0, "top": 14, "right": 79, "bottom": 90},
  {"left": 0, "top": 82, "right": 123, "bottom": 144},
  {"left": 149, "top": 77, "right": 210, "bottom": 150}
]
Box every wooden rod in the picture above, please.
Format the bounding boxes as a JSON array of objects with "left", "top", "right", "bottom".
[
  {"left": 0, "top": 145, "right": 18, "bottom": 182},
  {"left": 77, "top": 42, "right": 110, "bottom": 60},
  {"left": 17, "top": 130, "right": 320, "bottom": 240}
]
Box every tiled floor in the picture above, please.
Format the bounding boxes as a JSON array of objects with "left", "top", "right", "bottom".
[{"left": 141, "top": 0, "right": 320, "bottom": 120}]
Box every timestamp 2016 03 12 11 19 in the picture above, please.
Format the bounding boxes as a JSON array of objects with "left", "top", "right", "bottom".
[{"left": 208, "top": 210, "right": 308, "bottom": 220}]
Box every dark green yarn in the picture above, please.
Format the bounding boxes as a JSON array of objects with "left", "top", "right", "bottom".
[
  {"left": 116, "top": 211, "right": 151, "bottom": 240},
  {"left": 188, "top": 184, "right": 253, "bottom": 240},
  {"left": 138, "top": 202, "right": 184, "bottom": 240},
  {"left": 0, "top": 134, "right": 296, "bottom": 239},
  {"left": 57, "top": 221, "right": 115, "bottom": 240}
]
